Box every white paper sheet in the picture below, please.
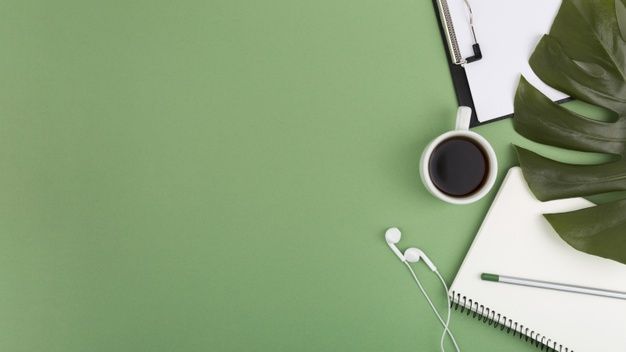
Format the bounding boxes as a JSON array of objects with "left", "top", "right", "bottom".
[{"left": 447, "top": 0, "right": 567, "bottom": 122}]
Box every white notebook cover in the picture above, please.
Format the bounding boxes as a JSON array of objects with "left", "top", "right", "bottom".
[
  {"left": 450, "top": 167, "right": 626, "bottom": 351},
  {"left": 447, "top": 0, "right": 568, "bottom": 122}
]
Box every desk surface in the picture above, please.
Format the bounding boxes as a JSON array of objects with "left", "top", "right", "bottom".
[{"left": 0, "top": 1, "right": 594, "bottom": 351}]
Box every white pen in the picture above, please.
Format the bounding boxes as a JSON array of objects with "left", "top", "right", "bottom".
[{"left": 481, "top": 273, "right": 626, "bottom": 301}]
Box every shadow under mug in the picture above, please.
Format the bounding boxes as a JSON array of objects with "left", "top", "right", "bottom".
[{"left": 419, "top": 107, "right": 498, "bottom": 205}]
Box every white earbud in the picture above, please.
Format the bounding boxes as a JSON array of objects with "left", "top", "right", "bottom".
[
  {"left": 383, "top": 226, "right": 460, "bottom": 352},
  {"left": 385, "top": 227, "right": 406, "bottom": 262},
  {"left": 404, "top": 247, "right": 437, "bottom": 272}
]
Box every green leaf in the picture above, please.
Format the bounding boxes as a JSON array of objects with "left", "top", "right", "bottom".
[
  {"left": 545, "top": 199, "right": 626, "bottom": 264},
  {"left": 513, "top": 0, "right": 626, "bottom": 264}
]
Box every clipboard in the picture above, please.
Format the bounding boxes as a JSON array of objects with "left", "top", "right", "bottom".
[{"left": 430, "top": 0, "right": 569, "bottom": 128}]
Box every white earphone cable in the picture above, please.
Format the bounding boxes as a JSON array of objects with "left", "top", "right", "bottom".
[
  {"left": 435, "top": 270, "right": 454, "bottom": 352},
  {"left": 404, "top": 262, "right": 460, "bottom": 352}
]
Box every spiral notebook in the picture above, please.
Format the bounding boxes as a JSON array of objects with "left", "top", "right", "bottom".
[{"left": 449, "top": 168, "right": 626, "bottom": 351}]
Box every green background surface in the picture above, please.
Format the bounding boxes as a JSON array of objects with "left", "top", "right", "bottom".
[{"left": 0, "top": 1, "right": 600, "bottom": 351}]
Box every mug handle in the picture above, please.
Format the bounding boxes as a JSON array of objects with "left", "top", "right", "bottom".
[{"left": 455, "top": 106, "right": 472, "bottom": 131}]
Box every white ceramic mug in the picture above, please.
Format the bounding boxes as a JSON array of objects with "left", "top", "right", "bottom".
[{"left": 419, "top": 107, "right": 497, "bottom": 205}]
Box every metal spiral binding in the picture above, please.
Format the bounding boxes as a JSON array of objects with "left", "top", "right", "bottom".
[{"left": 450, "top": 291, "right": 572, "bottom": 352}]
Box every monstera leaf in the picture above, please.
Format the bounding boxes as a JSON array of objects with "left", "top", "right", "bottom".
[{"left": 513, "top": 0, "right": 626, "bottom": 264}]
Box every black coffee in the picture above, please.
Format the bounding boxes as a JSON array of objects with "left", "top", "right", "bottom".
[{"left": 428, "top": 137, "right": 488, "bottom": 197}]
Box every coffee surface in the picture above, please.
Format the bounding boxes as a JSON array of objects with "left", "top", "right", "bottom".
[{"left": 428, "top": 137, "right": 488, "bottom": 197}]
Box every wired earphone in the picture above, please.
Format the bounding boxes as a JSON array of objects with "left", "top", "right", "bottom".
[{"left": 385, "top": 227, "right": 461, "bottom": 352}]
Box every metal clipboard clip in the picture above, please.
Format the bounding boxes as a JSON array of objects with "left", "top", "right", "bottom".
[{"left": 436, "top": 0, "right": 482, "bottom": 65}]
